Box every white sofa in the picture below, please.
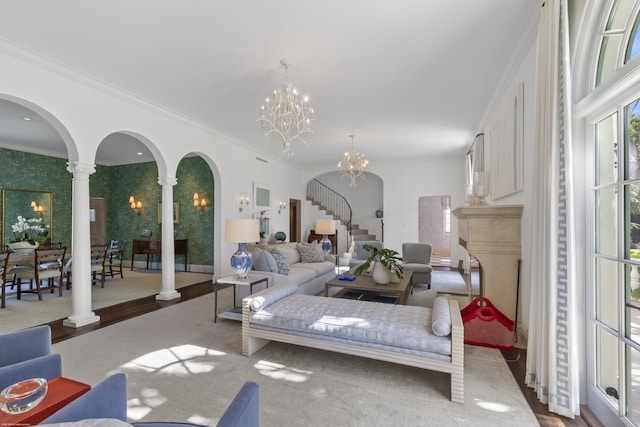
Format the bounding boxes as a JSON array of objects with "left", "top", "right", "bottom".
[
  {"left": 241, "top": 283, "right": 464, "bottom": 403},
  {"left": 248, "top": 242, "right": 336, "bottom": 296}
]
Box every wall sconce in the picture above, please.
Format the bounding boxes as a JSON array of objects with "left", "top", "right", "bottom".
[
  {"left": 129, "top": 195, "right": 143, "bottom": 215},
  {"left": 278, "top": 200, "right": 287, "bottom": 214},
  {"left": 193, "top": 192, "right": 208, "bottom": 214},
  {"left": 31, "top": 201, "right": 45, "bottom": 217},
  {"left": 238, "top": 193, "right": 250, "bottom": 212}
]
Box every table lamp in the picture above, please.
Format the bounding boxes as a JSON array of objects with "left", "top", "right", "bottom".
[
  {"left": 225, "top": 218, "right": 260, "bottom": 279},
  {"left": 315, "top": 219, "right": 336, "bottom": 254}
]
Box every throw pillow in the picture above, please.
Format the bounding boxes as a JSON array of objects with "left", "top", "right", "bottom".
[
  {"left": 297, "top": 241, "right": 325, "bottom": 263},
  {"left": 431, "top": 296, "right": 452, "bottom": 337},
  {"left": 252, "top": 248, "right": 278, "bottom": 273},
  {"left": 269, "top": 248, "right": 290, "bottom": 275}
]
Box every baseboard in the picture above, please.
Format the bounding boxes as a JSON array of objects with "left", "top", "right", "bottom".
[
  {"left": 515, "top": 323, "right": 528, "bottom": 349},
  {"left": 129, "top": 261, "right": 213, "bottom": 274}
]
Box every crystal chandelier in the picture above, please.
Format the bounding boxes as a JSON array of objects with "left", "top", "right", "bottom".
[
  {"left": 338, "top": 135, "right": 369, "bottom": 186},
  {"left": 259, "top": 59, "right": 314, "bottom": 157}
]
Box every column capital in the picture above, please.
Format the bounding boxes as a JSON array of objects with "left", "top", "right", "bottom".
[
  {"left": 158, "top": 176, "right": 177, "bottom": 187},
  {"left": 67, "top": 162, "right": 96, "bottom": 178}
]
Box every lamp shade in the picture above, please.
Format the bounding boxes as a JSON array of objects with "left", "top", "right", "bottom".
[
  {"left": 226, "top": 219, "right": 260, "bottom": 243},
  {"left": 315, "top": 219, "right": 336, "bottom": 235}
]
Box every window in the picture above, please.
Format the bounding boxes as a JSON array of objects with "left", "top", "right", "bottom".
[
  {"left": 589, "top": 2, "right": 640, "bottom": 424},
  {"left": 444, "top": 208, "right": 451, "bottom": 234},
  {"left": 596, "top": 0, "right": 639, "bottom": 86}
]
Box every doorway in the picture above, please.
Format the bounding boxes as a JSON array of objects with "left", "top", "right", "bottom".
[
  {"left": 418, "top": 195, "right": 451, "bottom": 267},
  {"left": 289, "top": 198, "right": 301, "bottom": 243},
  {"left": 90, "top": 197, "right": 106, "bottom": 245}
]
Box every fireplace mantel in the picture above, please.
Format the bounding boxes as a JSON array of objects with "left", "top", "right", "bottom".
[{"left": 452, "top": 205, "right": 523, "bottom": 322}]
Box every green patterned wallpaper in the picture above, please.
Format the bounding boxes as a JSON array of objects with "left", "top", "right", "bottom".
[
  {"left": 0, "top": 148, "right": 72, "bottom": 247},
  {"left": 0, "top": 147, "right": 214, "bottom": 267}
]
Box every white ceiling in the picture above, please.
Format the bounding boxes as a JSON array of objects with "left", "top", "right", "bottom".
[{"left": 0, "top": 0, "right": 539, "bottom": 167}]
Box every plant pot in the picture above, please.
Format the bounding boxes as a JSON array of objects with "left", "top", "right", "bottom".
[
  {"left": 372, "top": 262, "right": 390, "bottom": 285},
  {"left": 8, "top": 241, "right": 39, "bottom": 255}
]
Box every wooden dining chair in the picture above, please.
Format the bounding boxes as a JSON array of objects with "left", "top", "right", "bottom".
[
  {"left": 16, "top": 247, "right": 66, "bottom": 301},
  {"left": 0, "top": 252, "right": 9, "bottom": 309},
  {"left": 108, "top": 240, "right": 126, "bottom": 279},
  {"left": 4, "top": 252, "right": 36, "bottom": 294},
  {"left": 90, "top": 245, "right": 108, "bottom": 287}
]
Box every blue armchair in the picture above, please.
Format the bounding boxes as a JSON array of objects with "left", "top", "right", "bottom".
[
  {"left": 40, "top": 373, "right": 260, "bottom": 427},
  {"left": 0, "top": 325, "right": 62, "bottom": 390}
]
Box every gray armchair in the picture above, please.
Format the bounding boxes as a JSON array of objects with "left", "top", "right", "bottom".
[
  {"left": 349, "top": 240, "right": 383, "bottom": 269},
  {"left": 401, "top": 243, "right": 433, "bottom": 290}
]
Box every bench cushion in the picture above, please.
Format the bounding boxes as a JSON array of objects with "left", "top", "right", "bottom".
[
  {"left": 250, "top": 283, "right": 297, "bottom": 312},
  {"left": 432, "top": 296, "right": 452, "bottom": 336},
  {"left": 250, "top": 294, "right": 452, "bottom": 358}
]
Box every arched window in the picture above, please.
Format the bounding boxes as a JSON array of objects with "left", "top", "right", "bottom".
[
  {"left": 596, "top": 0, "right": 640, "bottom": 86},
  {"left": 585, "top": 1, "right": 640, "bottom": 425}
]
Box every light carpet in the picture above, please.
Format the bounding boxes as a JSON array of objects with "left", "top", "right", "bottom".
[
  {"left": 409, "top": 269, "right": 480, "bottom": 309},
  {"left": 53, "top": 288, "right": 538, "bottom": 427},
  {"left": 0, "top": 270, "right": 212, "bottom": 334}
]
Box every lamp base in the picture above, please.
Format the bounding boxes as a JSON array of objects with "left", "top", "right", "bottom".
[
  {"left": 321, "top": 235, "right": 332, "bottom": 254},
  {"left": 230, "top": 243, "right": 253, "bottom": 279}
]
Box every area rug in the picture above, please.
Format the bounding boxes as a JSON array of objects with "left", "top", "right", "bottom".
[
  {"left": 0, "top": 270, "right": 211, "bottom": 333},
  {"left": 407, "top": 269, "right": 480, "bottom": 309},
  {"left": 53, "top": 290, "right": 538, "bottom": 427}
]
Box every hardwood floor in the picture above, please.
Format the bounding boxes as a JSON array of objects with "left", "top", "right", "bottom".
[{"left": 45, "top": 279, "right": 602, "bottom": 426}]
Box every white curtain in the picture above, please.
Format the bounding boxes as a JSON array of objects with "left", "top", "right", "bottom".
[{"left": 525, "top": 0, "right": 580, "bottom": 418}]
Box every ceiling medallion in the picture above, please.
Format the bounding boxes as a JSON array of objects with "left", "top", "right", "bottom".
[
  {"left": 338, "top": 134, "right": 369, "bottom": 186},
  {"left": 259, "top": 59, "right": 314, "bottom": 157}
]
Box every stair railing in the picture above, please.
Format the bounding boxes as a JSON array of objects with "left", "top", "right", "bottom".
[{"left": 306, "top": 179, "right": 353, "bottom": 244}]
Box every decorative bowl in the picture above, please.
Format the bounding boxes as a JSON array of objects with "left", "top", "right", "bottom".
[{"left": 0, "top": 378, "right": 48, "bottom": 414}]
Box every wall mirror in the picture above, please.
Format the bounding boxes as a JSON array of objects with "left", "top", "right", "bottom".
[{"left": 1, "top": 188, "right": 53, "bottom": 246}]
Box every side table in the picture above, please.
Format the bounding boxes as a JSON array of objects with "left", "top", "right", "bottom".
[
  {"left": 0, "top": 377, "right": 90, "bottom": 426},
  {"left": 214, "top": 274, "right": 268, "bottom": 322}
]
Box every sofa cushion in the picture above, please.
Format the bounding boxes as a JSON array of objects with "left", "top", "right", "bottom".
[
  {"left": 431, "top": 296, "right": 452, "bottom": 336},
  {"left": 268, "top": 248, "right": 290, "bottom": 275},
  {"left": 252, "top": 248, "right": 278, "bottom": 273},
  {"left": 279, "top": 246, "right": 300, "bottom": 265},
  {"left": 297, "top": 241, "right": 325, "bottom": 263},
  {"left": 295, "top": 260, "right": 335, "bottom": 277},
  {"left": 285, "top": 266, "right": 317, "bottom": 285}
]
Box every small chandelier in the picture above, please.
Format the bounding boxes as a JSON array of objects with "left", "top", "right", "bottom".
[
  {"left": 259, "top": 59, "right": 315, "bottom": 157},
  {"left": 338, "top": 135, "right": 369, "bottom": 186}
]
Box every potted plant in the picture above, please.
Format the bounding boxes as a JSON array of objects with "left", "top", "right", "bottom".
[
  {"left": 8, "top": 215, "right": 47, "bottom": 254},
  {"left": 354, "top": 244, "right": 403, "bottom": 284}
]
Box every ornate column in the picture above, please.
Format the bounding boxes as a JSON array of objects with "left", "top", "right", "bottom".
[
  {"left": 157, "top": 176, "right": 180, "bottom": 301},
  {"left": 63, "top": 162, "right": 100, "bottom": 328},
  {"left": 452, "top": 205, "right": 523, "bottom": 322}
]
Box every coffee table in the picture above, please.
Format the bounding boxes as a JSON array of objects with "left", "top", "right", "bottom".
[
  {"left": 0, "top": 377, "right": 91, "bottom": 426},
  {"left": 325, "top": 270, "right": 413, "bottom": 305}
]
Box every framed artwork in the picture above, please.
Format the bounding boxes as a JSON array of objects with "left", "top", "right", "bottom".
[
  {"left": 158, "top": 201, "right": 180, "bottom": 224},
  {"left": 253, "top": 182, "right": 271, "bottom": 210}
]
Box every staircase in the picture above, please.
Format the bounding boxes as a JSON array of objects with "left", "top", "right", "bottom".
[
  {"left": 350, "top": 224, "right": 377, "bottom": 242},
  {"left": 306, "top": 179, "right": 378, "bottom": 247}
]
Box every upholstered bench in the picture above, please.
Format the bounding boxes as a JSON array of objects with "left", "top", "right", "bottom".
[{"left": 242, "top": 283, "right": 464, "bottom": 403}]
